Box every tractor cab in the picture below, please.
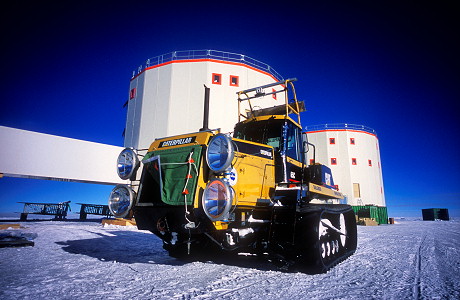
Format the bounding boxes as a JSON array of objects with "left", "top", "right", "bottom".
[
  {"left": 234, "top": 78, "right": 306, "bottom": 184},
  {"left": 233, "top": 115, "right": 304, "bottom": 183}
]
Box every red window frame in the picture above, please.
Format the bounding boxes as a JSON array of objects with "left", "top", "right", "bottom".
[
  {"left": 272, "top": 88, "right": 277, "bottom": 100},
  {"left": 129, "top": 88, "right": 136, "bottom": 99},
  {"left": 350, "top": 138, "right": 355, "bottom": 145},
  {"left": 352, "top": 158, "right": 357, "bottom": 165},
  {"left": 230, "top": 75, "right": 239, "bottom": 87},
  {"left": 331, "top": 158, "right": 337, "bottom": 165},
  {"left": 329, "top": 138, "right": 336, "bottom": 145},
  {"left": 212, "top": 73, "right": 222, "bottom": 85}
]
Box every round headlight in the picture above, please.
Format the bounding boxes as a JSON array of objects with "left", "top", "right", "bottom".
[
  {"left": 108, "top": 185, "right": 136, "bottom": 218},
  {"left": 206, "top": 134, "right": 234, "bottom": 173},
  {"left": 202, "top": 179, "right": 233, "bottom": 221},
  {"left": 117, "top": 148, "right": 139, "bottom": 180}
]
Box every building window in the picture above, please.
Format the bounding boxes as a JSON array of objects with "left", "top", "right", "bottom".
[
  {"left": 368, "top": 159, "right": 372, "bottom": 166},
  {"left": 352, "top": 158, "right": 357, "bottom": 165},
  {"left": 212, "top": 73, "right": 222, "bottom": 85},
  {"left": 272, "top": 88, "right": 277, "bottom": 100},
  {"left": 230, "top": 75, "right": 239, "bottom": 87},
  {"left": 329, "top": 138, "right": 335, "bottom": 145},
  {"left": 331, "top": 158, "right": 337, "bottom": 165},
  {"left": 129, "top": 88, "right": 136, "bottom": 100},
  {"left": 350, "top": 138, "right": 355, "bottom": 145}
]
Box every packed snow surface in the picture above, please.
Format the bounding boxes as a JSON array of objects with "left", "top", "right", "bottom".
[{"left": 1, "top": 219, "right": 459, "bottom": 299}]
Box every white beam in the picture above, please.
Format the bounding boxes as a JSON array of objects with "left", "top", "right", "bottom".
[{"left": 0, "top": 126, "right": 127, "bottom": 185}]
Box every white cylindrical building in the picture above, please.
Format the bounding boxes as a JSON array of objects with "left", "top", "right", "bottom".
[
  {"left": 305, "top": 124, "right": 385, "bottom": 207},
  {"left": 124, "top": 50, "right": 286, "bottom": 149}
]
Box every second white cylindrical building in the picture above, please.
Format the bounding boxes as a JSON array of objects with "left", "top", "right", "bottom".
[{"left": 305, "top": 124, "right": 385, "bottom": 207}]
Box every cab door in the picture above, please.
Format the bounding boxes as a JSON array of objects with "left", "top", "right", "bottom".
[{"left": 282, "top": 121, "right": 304, "bottom": 184}]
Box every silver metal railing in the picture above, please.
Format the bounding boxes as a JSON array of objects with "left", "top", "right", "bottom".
[
  {"left": 132, "top": 50, "right": 284, "bottom": 81},
  {"left": 304, "top": 123, "right": 377, "bottom": 136}
]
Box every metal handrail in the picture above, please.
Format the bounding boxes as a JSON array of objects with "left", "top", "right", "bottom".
[
  {"left": 236, "top": 78, "right": 302, "bottom": 125},
  {"left": 304, "top": 123, "right": 377, "bottom": 136},
  {"left": 133, "top": 50, "right": 284, "bottom": 81},
  {"left": 18, "top": 201, "right": 71, "bottom": 219}
]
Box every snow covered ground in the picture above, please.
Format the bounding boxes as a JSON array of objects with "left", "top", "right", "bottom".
[{"left": 0, "top": 219, "right": 459, "bottom": 299}]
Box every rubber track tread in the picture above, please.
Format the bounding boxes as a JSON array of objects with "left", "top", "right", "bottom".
[{"left": 295, "top": 204, "right": 357, "bottom": 273}]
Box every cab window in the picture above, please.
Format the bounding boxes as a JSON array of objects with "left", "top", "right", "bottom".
[
  {"left": 234, "top": 120, "right": 281, "bottom": 152},
  {"left": 285, "top": 122, "right": 303, "bottom": 162}
]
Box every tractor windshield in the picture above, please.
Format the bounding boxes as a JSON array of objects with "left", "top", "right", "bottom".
[
  {"left": 234, "top": 119, "right": 282, "bottom": 152},
  {"left": 234, "top": 118, "right": 304, "bottom": 163}
]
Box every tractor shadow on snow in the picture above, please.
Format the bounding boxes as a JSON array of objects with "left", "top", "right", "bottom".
[{"left": 56, "top": 230, "right": 279, "bottom": 272}]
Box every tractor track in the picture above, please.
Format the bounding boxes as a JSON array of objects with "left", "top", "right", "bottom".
[
  {"left": 212, "top": 273, "right": 278, "bottom": 298},
  {"left": 173, "top": 269, "right": 279, "bottom": 299},
  {"left": 412, "top": 232, "right": 426, "bottom": 300}
]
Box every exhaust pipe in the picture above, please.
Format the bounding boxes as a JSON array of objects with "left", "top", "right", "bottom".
[{"left": 200, "top": 84, "right": 210, "bottom": 131}]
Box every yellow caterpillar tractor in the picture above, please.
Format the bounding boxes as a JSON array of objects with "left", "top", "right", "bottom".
[{"left": 108, "top": 78, "right": 357, "bottom": 273}]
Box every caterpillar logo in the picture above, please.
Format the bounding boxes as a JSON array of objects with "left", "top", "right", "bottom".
[{"left": 160, "top": 137, "right": 196, "bottom": 148}]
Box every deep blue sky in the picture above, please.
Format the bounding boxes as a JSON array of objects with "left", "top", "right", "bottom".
[{"left": 1, "top": 1, "right": 459, "bottom": 217}]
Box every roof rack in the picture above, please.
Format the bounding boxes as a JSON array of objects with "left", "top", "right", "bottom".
[{"left": 236, "top": 78, "right": 304, "bottom": 125}]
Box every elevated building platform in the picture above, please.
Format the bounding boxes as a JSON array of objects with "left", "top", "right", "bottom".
[{"left": 0, "top": 126, "right": 127, "bottom": 185}]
